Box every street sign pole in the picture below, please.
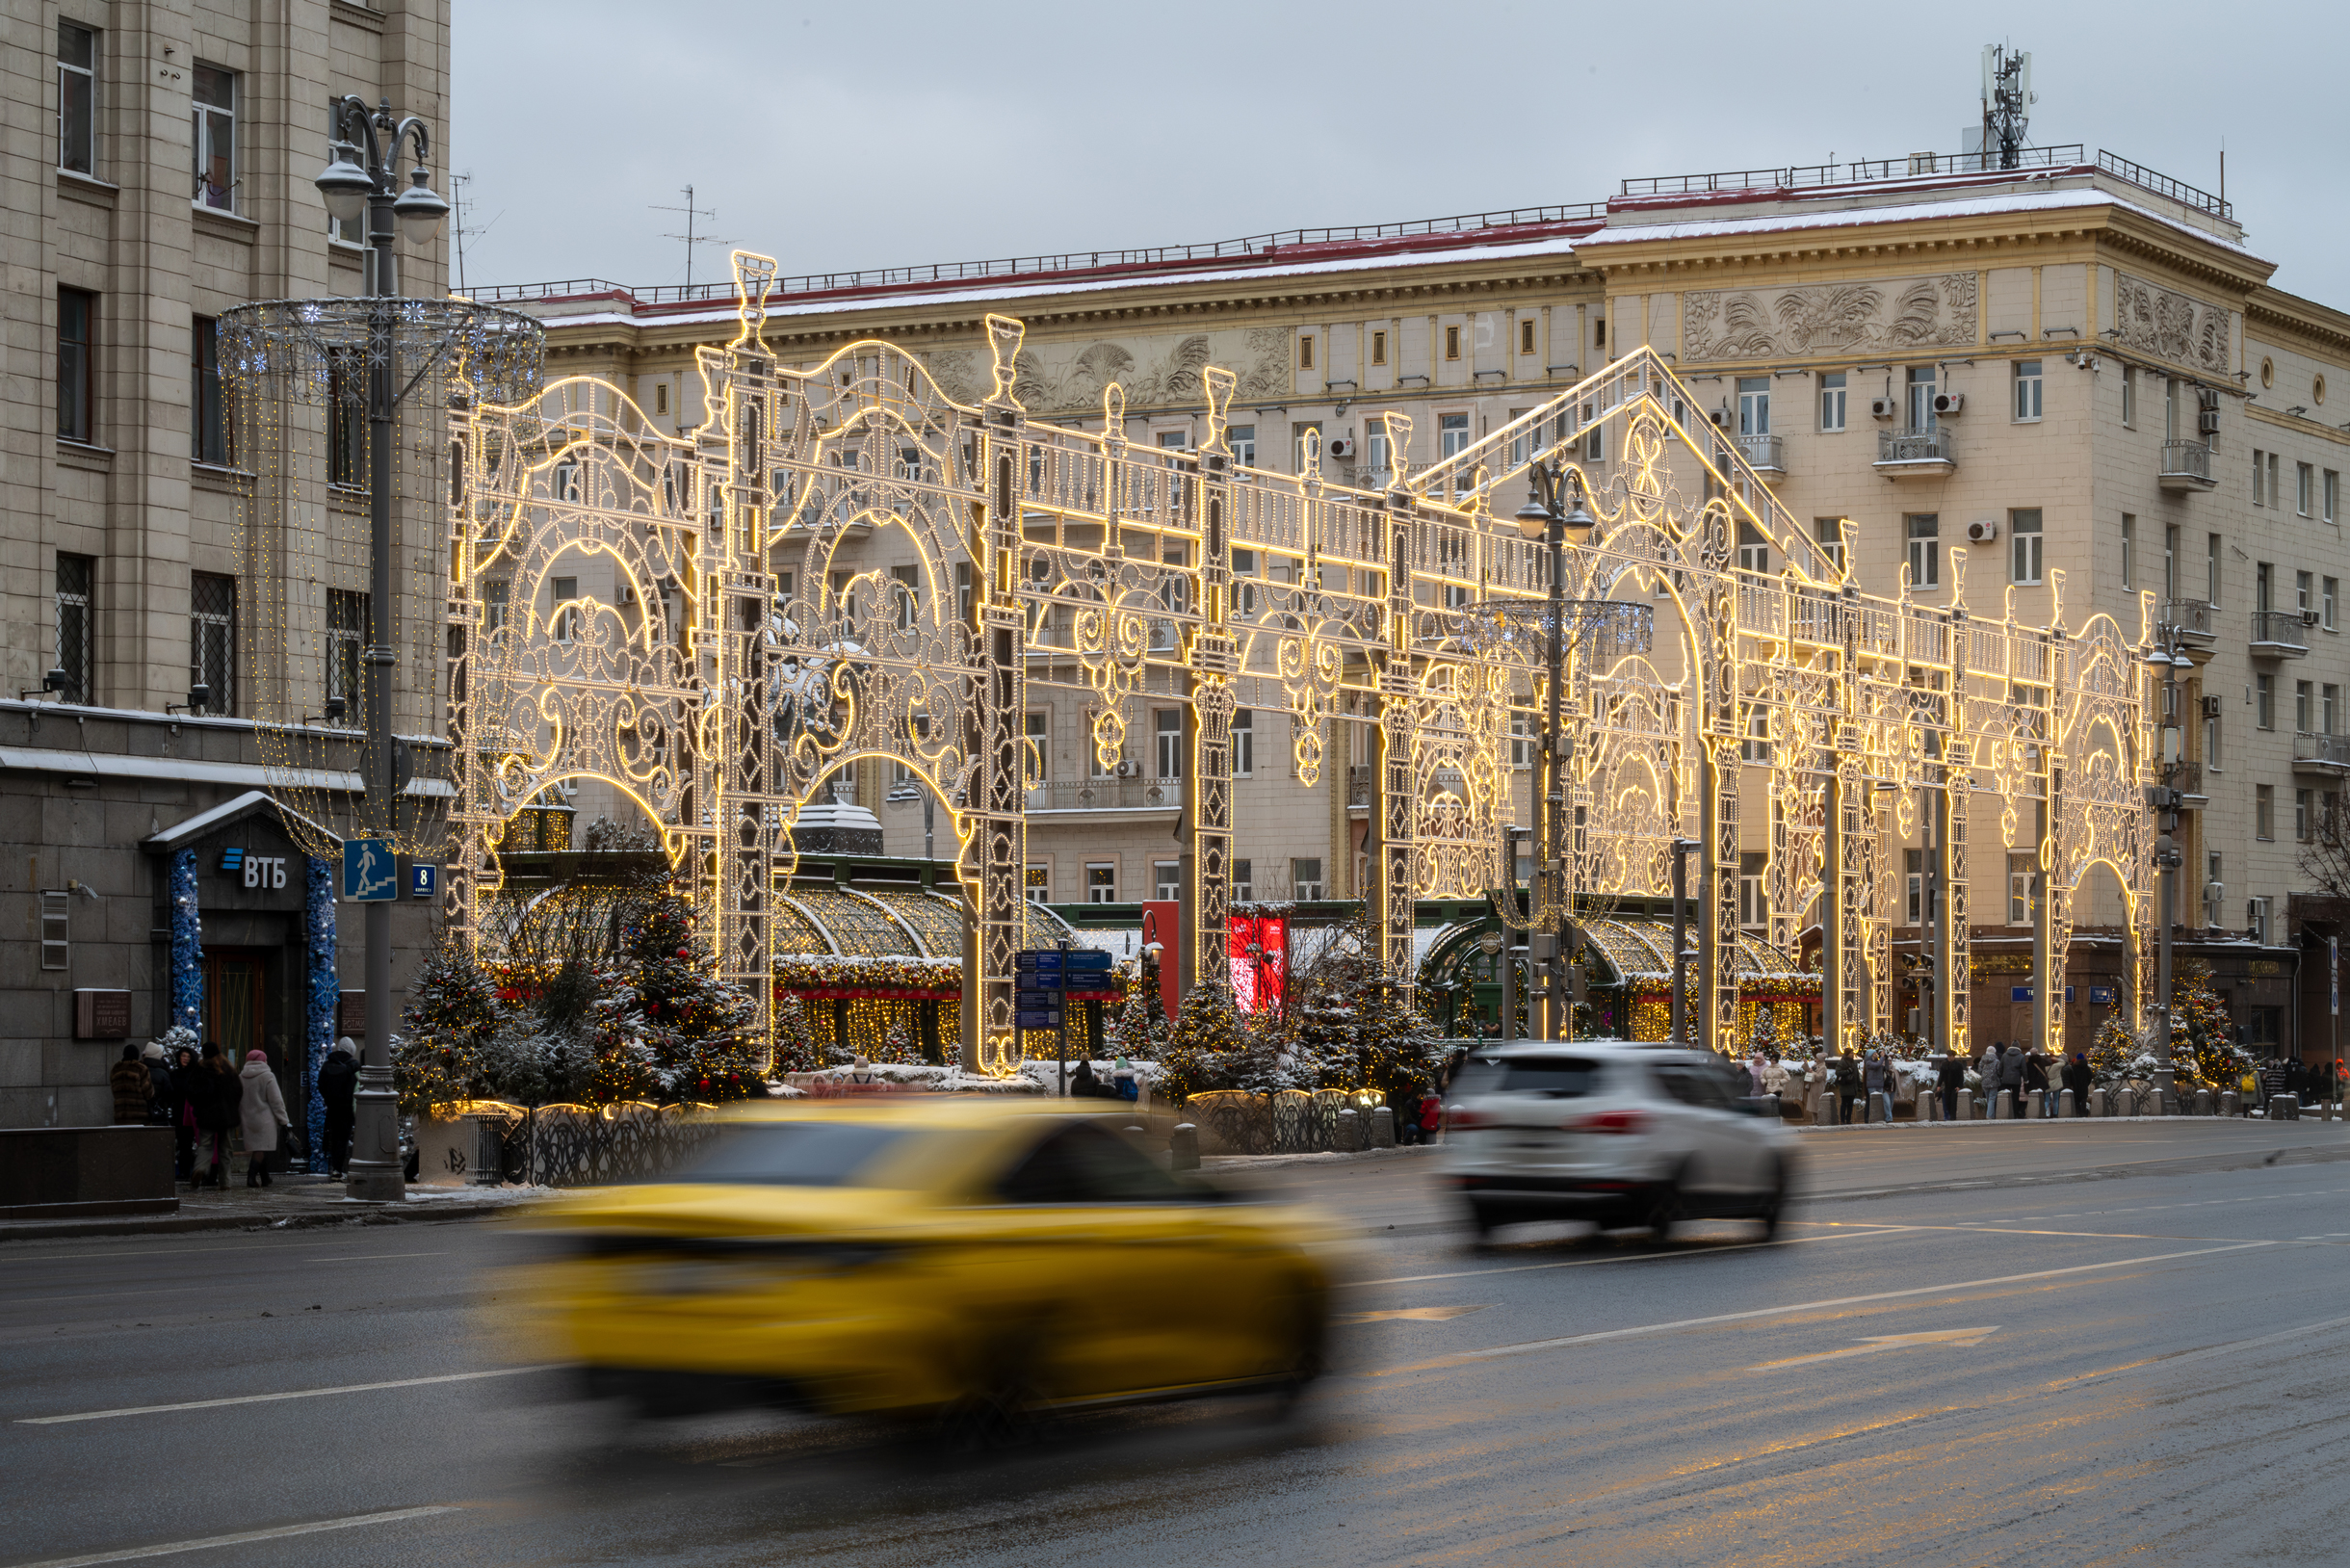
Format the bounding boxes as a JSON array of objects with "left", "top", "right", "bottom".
[{"left": 1058, "top": 936, "right": 1071, "bottom": 1096}]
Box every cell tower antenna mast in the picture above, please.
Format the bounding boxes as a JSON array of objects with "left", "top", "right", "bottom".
[
  {"left": 651, "top": 184, "right": 729, "bottom": 292},
  {"left": 1980, "top": 44, "right": 2033, "bottom": 171}
]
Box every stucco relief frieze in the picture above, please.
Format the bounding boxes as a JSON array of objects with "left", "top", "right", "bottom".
[
  {"left": 925, "top": 327, "right": 1289, "bottom": 413},
  {"left": 1682, "top": 274, "right": 1979, "bottom": 360},
  {"left": 2111, "top": 274, "right": 2232, "bottom": 374}
]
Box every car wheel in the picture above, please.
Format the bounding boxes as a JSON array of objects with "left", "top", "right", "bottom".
[
  {"left": 1643, "top": 1170, "right": 1688, "bottom": 1240},
  {"left": 1756, "top": 1158, "right": 1790, "bottom": 1241},
  {"left": 1466, "top": 1201, "right": 1498, "bottom": 1241},
  {"left": 941, "top": 1336, "right": 1042, "bottom": 1451}
]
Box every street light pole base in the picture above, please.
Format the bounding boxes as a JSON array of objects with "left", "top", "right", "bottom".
[{"left": 344, "top": 1163, "right": 405, "bottom": 1204}]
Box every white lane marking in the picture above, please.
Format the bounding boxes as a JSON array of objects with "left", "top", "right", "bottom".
[
  {"left": 1358, "top": 1225, "right": 1915, "bottom": 1288},
  {"left": 6, "top": 1287, "right": 213, "bottom": 1307},
  {"left": 1429, "top": 1241, "right": 2277, "bottom": 1365},
  {"left": 1749, "top": 1325, "right": 1998, "bottom": 1370},
  {"left": 3, "top": 1506, "right": 460, "bottom": 1566},
  {"left": 2051, "top": 1313, "right": 2350, "bottom": 1388},
  {"left": 1339, "top": 1305, "right": 1492, "bottom": 1324},
  {"left": 314, "top": 1251, "right": 446, "bottom": 1263},
  {"left": 15, "top": 1365, "right": 558, "bottom": 1424}
]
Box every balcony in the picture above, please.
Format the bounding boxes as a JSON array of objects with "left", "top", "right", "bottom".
[
  {"left": 2163, "top": 598, "right": 2216, "bottom": 648},
  {"left": 1734, "top": 432, "right": 1785, "bottom": 475},
  {"left": 1026, "top": 775, "right": 1182, "bottom": 815},
  {"left": 2158, "top": 439, "right": 2217, "bottom": 492},
  {"left": 2294, "top": 734, "right": 2350, "bottom": 775},
  {"left": 2165, "top": 759, "right": 2207, "bottom": 805},
  {"left": 1347, "top": 764, "right": 1372, "bottom": 808},
  {"left": 1872, "top": 426, "right": 1954, "bottom": 479},
  {"left": 2249, "top": 610, "right": 2311, "bottom": 658}
]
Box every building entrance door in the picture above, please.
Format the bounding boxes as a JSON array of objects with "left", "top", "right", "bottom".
[{"left": 203, "top": 952, "right": 268, "bottom": 1063}]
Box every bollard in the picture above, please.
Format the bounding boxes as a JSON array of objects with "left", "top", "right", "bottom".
[
  {"left": 2059, "top": 1088, "right": 2075, "bottom": 1119},
  {"left": 1996, "top": 1089, "right": 2015, "bottom": 1121},
  {"left": 2022, "top": 1090, "right": 2038, "bottom": 1120},
  {"left": 2195, "top": 1088, "right": 2212, "bottom": 1117},
  {"left": 1815, "top": 1092, "right": 1833, "bottom": 1127},
  {"left": 1370, "top": 1105, "right": 1397, "bottom": 1149},
  {"left": 2090, "top": 1087, "right": 2106, "bottom": 1117},
  {"left": 1169, "top": 1122, "right": 1200, "bottom": 1171},
  {"left": 2282, "top": 1094, "right": 2302, "bottom": 1122},
  {"left": 2221, "top": 1090, "right": 2238, "bottom": 1117},
  {"left": 1919, "top": 1090, "right": 1937, "bottom": 1124},
  {"left": 1336, "top": 1108, "right": 1364, "bottom": 1151},
  {"left": 1956, "top": 1088, "right": 1973, "bottom": 1122}
]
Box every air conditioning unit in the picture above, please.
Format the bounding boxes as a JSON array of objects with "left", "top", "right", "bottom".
[
  {"left": 1966, "top": 519, "right": 1998, "bottom": 543},
  {"left": 2201, "top": 695, "right": 2224, "bottom": 718},
  {"left": 1325, "top": 436, "right": 1355, "bottom": 460},
  {"left": 1709, "top": 407, "right": 1731, "bottom": 429},
  {"left": 2199, "top": 409, "right": 2221, "bottom": 434},
  {"left": 2304, "top": 610, "right": 2323, "bottom": 627},
  {"left": 1932, "top": 392, "right": 1966, "bottom": 416},
  {"left": 1868, "top": 397, "right": 1899, "bottom": 420},
  {"left": 1114, "top": 759, "right": 1139, "bottom": 778}
]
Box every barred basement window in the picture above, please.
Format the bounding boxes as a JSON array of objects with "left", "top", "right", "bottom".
[
  {"left": 326, "top": 588, "right": 366, "bottom": 707},
  {"left": 40, "top": 890, "right": 70, "bottom": 971},
  {"left": 191, "top": 572, "right": 235, "bottom": 715},
  {"left": 55, "top": 553, "right": 93, "bottom": 704}
]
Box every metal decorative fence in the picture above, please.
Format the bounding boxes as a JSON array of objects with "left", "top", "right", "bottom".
[
  {"left": 1179, "top": 1088, "right": 1388, "bottom": 1155},
  {"left": 460, "top": 1101, "right": 720, "bottom": 1188}
]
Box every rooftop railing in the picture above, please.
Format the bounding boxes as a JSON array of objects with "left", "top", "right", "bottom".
[{"left": 1617, "top": 144, "right": 2231, "bottom": 222}]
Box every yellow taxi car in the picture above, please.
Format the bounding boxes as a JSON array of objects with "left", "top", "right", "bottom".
[{"left": 507, "top": 1097, "right": 1339, "bottom": 1431}]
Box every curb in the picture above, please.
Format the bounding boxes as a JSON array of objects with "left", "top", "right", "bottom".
[
  {"left": 1202, "top": 1144, "right": 1447, "bottom": 1173},
  {"left": 0, "top": 1196, "right": 521, "bottom": 1245}
]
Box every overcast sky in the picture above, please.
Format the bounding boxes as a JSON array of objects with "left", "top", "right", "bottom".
[{"left": 452, "top": 1, "right": 2350, "bottom": 307}]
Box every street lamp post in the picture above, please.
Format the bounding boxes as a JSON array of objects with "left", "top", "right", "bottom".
[
  {"left": 2146, "top": 636, "right": 2193, "bottom": 1113},
  {"left": 1513, "top": 462, "right": 1595, "bottom": 1039},
  {"left": 316, "top": 98, "right": 448, "bottom": 1203}
]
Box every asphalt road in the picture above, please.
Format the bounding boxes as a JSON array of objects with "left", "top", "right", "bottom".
[{"left": 8, "top": 1118, "right": 2350, "bottom": 1567}]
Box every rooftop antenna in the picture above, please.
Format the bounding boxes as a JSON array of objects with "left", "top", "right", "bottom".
[
  {"left": 448, "top": 171, "right": 501, "bottom": 297},
  {"left": 651, "top": 184, "right": 729, "bottom": 292},
  {"left": 1980, "top": 44, "right": 2033, "bottom": 171}
]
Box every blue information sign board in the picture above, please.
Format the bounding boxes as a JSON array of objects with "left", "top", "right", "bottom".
[{"left": 342, "top": 838, "right": 398, "bottom": 902}]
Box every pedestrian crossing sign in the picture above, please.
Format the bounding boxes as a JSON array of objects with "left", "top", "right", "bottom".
[{"left": 343, "top": 838, "right": 397, "bottom": 901}]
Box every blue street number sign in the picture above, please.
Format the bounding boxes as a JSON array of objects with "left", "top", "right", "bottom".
[
  {"left": 410, "top": 863, "right": 438, "bottom": 900},
  {"left": 342, "top": 838, "right": 398, "bottom": 901},
  {"left": 2009, "top": 985, "right": 2076, "bottom": 1003}
]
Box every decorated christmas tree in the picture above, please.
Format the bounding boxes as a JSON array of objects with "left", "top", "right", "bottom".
[
  {"left": 871, "top": 1011, "right": 925, "bottom": 1066},
  {"left": 2167, "top": 957, "right": 2253, "bottom": 1092},
  {"left": 393, "top": 939, "right": 503, "bottom": 1115},
  {"left": 586, "top": 888, "right": 766, "bottom": 1105},
  {"left": 770, "top": 992, "right": 824, "bottom": 1076},
  {"left": 1154, "top": 979, "right": 1254, "bottom": 1101},
  {"left": 1106, "top": 964, "right": 1171, "bottom": 1061}
]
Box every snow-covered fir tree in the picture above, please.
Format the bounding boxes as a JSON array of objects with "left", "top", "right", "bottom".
[{"left": 587, "top": 889, "right": 765, "bottom": 1105}]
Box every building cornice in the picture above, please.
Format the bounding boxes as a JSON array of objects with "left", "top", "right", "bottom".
[{"left": 2246, "top": 285, "right": 2350, "bottom": 359}]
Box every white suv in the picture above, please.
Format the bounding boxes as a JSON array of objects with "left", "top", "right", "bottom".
[{"left": 1443, "top": 1042, "right": 1797, "bottom": 1241}]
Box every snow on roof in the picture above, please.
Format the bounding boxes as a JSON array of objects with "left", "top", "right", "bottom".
[
  {"left": 141, "top": 788, "right": 341, "bottom": 850},
  {"left": 1578, "top": 185, "right": 2262, "bottom": 263}
]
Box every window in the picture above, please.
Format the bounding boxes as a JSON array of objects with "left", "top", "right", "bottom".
[
  {"left": 55, "top": 554, "right": 93, "bottom": 705},
  {"left": 482, "top": 578, "right": 510, "bottom": 636},
  {"left": 326, "top": 349, "right": 365, "bottom": 486},
  {"left": 1157, "top": 429, "right": 1187, "bottom": 452},
  {"left": 1232, "top": 859, "right": 1254, "bottom": 902},
  {"left": 1371, "top": 330, "right": 1387, "bottom": 366},
  {"left": 57, "top": 288, "right": 95, "bottom": 443},
  {"left": 2297, "top": 680, "right": 2314, "bottom": 734},
  {"left": 2327, "top": 685, "right": 2340, "bottom": 735},
  {"left": 2327, "top": 471, "right": 2340, "bottom": 525},
  {"left": 2121, "top": 365, "right": 2136, "bottom": 428},
  {"left": 549, "top": 576, "right": 580, "bottom": 642},
  {"left": 2299, "top": 570, "right": 2315, "bottom": 615},
  {"left": 1906, "top": 513, "right": 1940, "bottom": 589},
  {"left": 2249, "top": 899, "right": 2272, "bottom": 947},
  {"left": 1297, "top": 334, "right": 1314, "bottom": 371},
  {"left": 2256, "top": 672, "right": 2275, "bottom": 730},
  {"left": 1228, "top": 424, "right": 1256, "bottom": 467},
  {"left": 1817, "top": 371, "right": 1846, "bottom": 431},
  {"left": 2009, "top": 509, "right": 2043, "bottom": 585},
  {"left": 1906, "top": 364, "right": 1937, "bottom": 429},
  {"left": 890, "top": 563, "right": 920, "bottom": 629},
  {"left": 2299, "top": 789, "right": 2316, "bottom": 844},
  {"left": 1738, "top": 852, "right": 1765, "bottom": 930},
  {"left": 1509, "top": 711, "right": 1533, "bottom": 771},
  {"left": 39, "top": 888, "right": 70, "bottom": 971},
  {"left": 2165, "top": 524, "right": 2180, "bottom": 601},
  {"left": 191, "top": 315, "right": 228, "bottom": 464},
  {"left": 1438, "top": 413, "right": 1471, "bottom": 460},
  {"left": 2299, "top": 462, "right": 2315, "bottom": 517},
  {"left": 1741, "top": 702, "right": 1771, "bottom": 764},
  {"left": 191, "top": 572, "right": 234, "bottom": 716},
  {"left": 653, "top": 381, "right": 669, "bottom": 417},
  {"left": 955, "top": 561, "right": 972, "bottom": 621},
  {"left": 2257, "top": 562, "right": 2274, "bottom": 614},
  {"left": 1814, "top": 517, "right": 1844, "bottom": 571},
  {"left": 1905, "top": 848, "right": 1925, "bottom": 926},
  {"left": 2013, "top": 359, "right": 2043, "bottom": 421},
  {"left": 2120, "top": 515, "right": 2134, "bottom": 590},
  {"left": 1025, "top": 864, "right": 1050, "bottom": 904},
  {"left": 1155, "top": 708, "right": 1183, "bottom": 779},
  {"left": 1365, "top": 422, "right": 1391, "bottom": 479},
  {"left": 326, "top": 588, "right": 366, "bottom": 710},
  {"left": 2204, "top": 708, "right": 2223, "bottom": 770},
  {"left": 2254, "top": 449, "right": 2266, "bottom": 506},
  {"left": 1085, "top": 863, "right": 1117, "bottom": 903},
  {"left": 2206, "top": 534, "right": 2221, "bottom": 606},
  {"left": 2165, "top": 378, "right": 2180, "bottom": 440},
  {"left": 1292, "top": 857, "right": 1324, "bottom": 902},
  {"left": 1594, "top": 318, "right": 1606, "bottom": 348},
  {"left": 1023, "top": 711, "right": 1048, "bottom": 783},
  {"left": 1736, "top": 377, "right": 1769, "bottom": 436},
  {"left": 58, "top": 22, "right": 94, "bottom": 174},
  {"left": 1153, "top": 860, "right": 1182, "bottom": 902},
  {"left": 1519, "top": 318, "right": 1536, "bottom": 355},
  {"left": 1231, "top": 708, "right": 1253, "bottom": 777},
  {"left": 2257, "top": 784, "right": 2276, "bottom": 842},
  {"left": 193, "top": 65, "right": 235, "bottom": 209},
  {"left": 2270, "top": 453, "right": 2283, "bottom": 509},
  {"left": 2330, "top": 579, "right": 2341, "bottom": 631},
  {"left": 1736, "top": 521, "right": 1768, "bottom": 575},
  {"left": 2007, "top": 854, "right": 2035, "bottom": 926},
  {"left": 1444, "top": 325, "right": 1461, "bottom": 360}
]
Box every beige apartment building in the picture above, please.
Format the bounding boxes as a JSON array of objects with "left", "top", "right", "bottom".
[
  {"left": 1, "top": 1, "right": 449, "bottom": 1127},
  {"left": 495, "top": 144, "right": 2350, "bottom": 1055}
]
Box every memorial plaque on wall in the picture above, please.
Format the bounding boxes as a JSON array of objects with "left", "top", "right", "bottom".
[
  {"left": 74, "top": 989, "right": 131, "bottom": 1039},
  {"left": 337, "top": 990, "right": 366, "bottom": 1038}
]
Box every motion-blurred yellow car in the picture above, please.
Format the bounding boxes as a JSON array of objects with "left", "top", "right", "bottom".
[{"left": 508, "top": 1098, "right": 1338, "bottom": 1430}]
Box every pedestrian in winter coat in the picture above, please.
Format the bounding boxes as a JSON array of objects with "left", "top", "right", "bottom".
[
  {"left": 141, "top": 1042, "right": 175, "bottom": 1126},
  {"left": 1420, "top": 1090, "right": 1444, "bottom": 1140},
  {"left": 1936, "top": 1055, "right": 1965, "bottom": 1123},
  {"left": 2061, "top": 1053, "right": 2093, "bottom": 1113},
  {"left": 190, "top": 1046, "right": 240, "bottom": 1188},
  {"left": 2023, "top": 1053, "right": 2052, "bottom": 1117},
  {"left": 1862, "top": 1053, "right": 1891, "bottom": 1124},
  {"left": 170, "top": 1045, "right": 199, "bottom": 1180},
  {"left": 2000, "top": 1044, "right": 2028, "bottom": 1116},
  {"left": 318, "top": 1039, "right": 359, "bottom": 1178},
  {"left": 1978, "top": 1042, "right": 2006, "bottom": 1117},
  {"left": 237, "top": 1050, "right": 289, "bottom": 1188},
  {"left": 108, "top": 1045, "right": 151, "bottom": 1123},
  {"left": 1834, "top": 1052, "right": 1864, "bottom": 1125}
]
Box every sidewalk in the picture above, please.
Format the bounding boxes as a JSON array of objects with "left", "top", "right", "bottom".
[{"left": 0, "top": 1171, "right": 557, "bottom": 1244}]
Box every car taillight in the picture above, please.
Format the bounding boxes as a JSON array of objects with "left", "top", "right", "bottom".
[
  {"left": 1446, "top": 1106, "right": 1486, "bottom": 1131},
  {"left": 1570, "top": 1109, "right": 1647, "bottom": 1136}
]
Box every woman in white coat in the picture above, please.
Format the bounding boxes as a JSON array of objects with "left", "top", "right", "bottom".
[{"left": 237, "top": 1049, "right": 289, "bottom": 1189}]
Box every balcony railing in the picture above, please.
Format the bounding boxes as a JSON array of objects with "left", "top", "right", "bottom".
[
  {"left": 1347, "top": 765, "right": 1372, "bottom": 807},
  {"left": 2163, "top": 598, "right": 2215, "bottom": 640},
  {"left": 1734, "top": 432, "right": 1785, "bottom": 473},
  {"left": 2158, "top": 439, "right": 2215, "bottom": 489},
  {"left": 1874, "top": 426, "right": 1954, "bottom": 472},
  {"left": 2165, "top": 760, "right": 2206, "bottom": 799},
  {"left": 2294, "top": 734, "right": 2350, "bottom": 771},
  {"left": 1026, "top": 775, "right": 1182, "bottom": 812},
  {"left": 2249, "top": 610, "right": 2310, "bottom": 655}
]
